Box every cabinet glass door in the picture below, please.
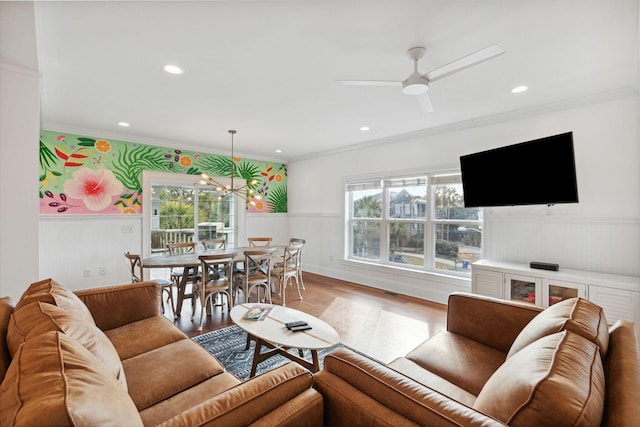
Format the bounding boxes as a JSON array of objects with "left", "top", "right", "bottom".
[
  {"left": 542, "top": 279, "right": 586, "bottom": 307},
  {"left": 505, "top": 274, "right": 541, "bottom": 306}
]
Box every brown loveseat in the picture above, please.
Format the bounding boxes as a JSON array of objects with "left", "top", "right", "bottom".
[
  {"left": 314, "top": 292, "right": 640, "bottom": 427},
  {"left": 0, "top": 279, "right": 323, "bottom": 426}
]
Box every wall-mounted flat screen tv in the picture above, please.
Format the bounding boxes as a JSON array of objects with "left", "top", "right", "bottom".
[{"left": 460, "top": 132, "right": 579, "bottom": 208}]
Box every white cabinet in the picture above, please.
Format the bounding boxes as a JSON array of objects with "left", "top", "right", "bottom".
[
  {"left": 542, "top": 278, "right": 587, "bottom": 307},
  {"left": 589, "top": 286, "right": 640, "bottom": 325},
  {"left": 471, "top": 260, "right": 640, "bottom": 324},
  {"left": 471, "top": 268, "right": 503, "bottom": 299},
  {"left": 504, "top": 273, "right": 542, "bottom": 306}
]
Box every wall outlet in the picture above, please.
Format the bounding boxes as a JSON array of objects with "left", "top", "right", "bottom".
[
  {"left": 83, "top": 268, "right": 91, "bottom": 277},
  {"left": 98, "top": 267, "right": 106, "bottom": 276},
  {"left": 121, "top": 225, "right": 134, "bottom": 233}
]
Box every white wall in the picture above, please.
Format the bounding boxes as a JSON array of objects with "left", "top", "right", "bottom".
[
  {"left": 0, "top": 2, "right": 41, "bottom": 300},
  {"left": 288, "top": 95, "right": 640, "bottom": 303},
  {"left": 38, "top": 212, "right": 290, "bottom": 290}
]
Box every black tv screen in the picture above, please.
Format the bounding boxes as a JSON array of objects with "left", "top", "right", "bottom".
[{"left": 460, "top": 132, "right": 579, "bottom": 208}]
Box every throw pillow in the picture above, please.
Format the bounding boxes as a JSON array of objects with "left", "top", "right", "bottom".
[
  {"left": 14, "top": 278, "right": 95, "bottom": 325},
  {"left": 474, "top": 331, "right": 605, "bottom": 426},
  {"left": 0, "top": 331, "right": 142, "bottom": 426},
  {"left": 507, "top": 297, "right": 608, "bottom": 358},
  {"left": 7, "top": 301, "right": 127, "bottom": 390}
]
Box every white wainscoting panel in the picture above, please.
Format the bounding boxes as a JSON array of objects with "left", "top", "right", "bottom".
[{"left": 39, "top": 215, "right": 142, "bottom": 290}]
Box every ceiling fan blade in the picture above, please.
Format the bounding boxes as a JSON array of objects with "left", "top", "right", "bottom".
[
  {"left": 417, "top": 93, "right": 433, "bottom": 114},
  {"left": 336, "top": 80, "right": 402, "bottom": 86},
  {"left": 424, "top": 44, "right": 505, "bottom": 82}
]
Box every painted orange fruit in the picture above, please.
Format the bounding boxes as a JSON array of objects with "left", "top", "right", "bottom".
[
  {"left": 179, "top": 156, "right": 192, "bottom": 167},
  {"left": 275, "top": 174, "right": 282, "bottom": 182},
  {"left": 121, "top": 207, "right": 137, "bottom": 214},
  {"left": 95, "top": 139, "right": 111, "bottom": 153}
]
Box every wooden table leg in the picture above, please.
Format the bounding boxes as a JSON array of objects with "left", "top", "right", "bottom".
[
  {"left": 175, "top": 269, "right": 190, "bottom": 315},
  {"left": 248, "top": 335, "right": 321, "bottom": 377}
]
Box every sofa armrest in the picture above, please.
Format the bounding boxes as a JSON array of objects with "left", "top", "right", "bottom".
[
  {"left": 315, "top": 348, "right": 506, "bottom": 427},
  {"left": 602, "top": 320, "right": 640, "bottom": 427},
  {"left": 157, "top": 362, "right": 322, "bottom": 427},
  {"left": 446, "top": 292, "right": 543, "bottom": 353},
  {"left": 74, "top": 282, "right": 161, "bottom": 331}
]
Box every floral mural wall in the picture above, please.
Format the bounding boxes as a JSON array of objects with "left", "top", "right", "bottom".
[{"left": 39, "top": 130, "right": 287, "bottom": 215}]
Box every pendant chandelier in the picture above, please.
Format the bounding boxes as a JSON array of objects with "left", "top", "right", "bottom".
[{"left": 200, "top": 130, "right": 261, "bottom": 206}]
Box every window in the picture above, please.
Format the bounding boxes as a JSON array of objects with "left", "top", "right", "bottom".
[
  {"left": 345, "top": 172, "right": 482, "bottom": 275},
  {"left": 142, "top": 171, "right": 246, "bottom": 257}
]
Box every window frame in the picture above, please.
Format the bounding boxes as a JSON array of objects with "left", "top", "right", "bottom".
[
  {"left": 345, "top": 170, "right": 482, "bottom": 276},
  {"left": 142, "top": 171, "right": 246, "bottom": 257}
]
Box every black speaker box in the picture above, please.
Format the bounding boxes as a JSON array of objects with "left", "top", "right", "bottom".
[{"left": 530, "top": 261, "right": 559, "bottom": 271}]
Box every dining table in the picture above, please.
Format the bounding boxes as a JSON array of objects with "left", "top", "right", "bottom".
[{"left": 142, "top": 246, "right": 284, "bottom": 315}]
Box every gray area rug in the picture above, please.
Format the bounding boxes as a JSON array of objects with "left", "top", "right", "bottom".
[{"left": 193, "top": 324, "right": 343, "bottom": 381}]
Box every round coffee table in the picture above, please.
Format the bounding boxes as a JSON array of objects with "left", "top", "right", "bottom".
[{"left": 230, "top": 304, "right": 340, "bottom": 377}]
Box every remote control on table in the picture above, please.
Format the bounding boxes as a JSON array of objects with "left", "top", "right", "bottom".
[
  {"left": 286, "top": 321, "right": 308, "bottom": 329},
  {"left": 289, "top": 324, "right": 312, "bottom": 332}
]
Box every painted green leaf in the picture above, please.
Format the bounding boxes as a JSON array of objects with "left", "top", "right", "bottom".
[
  {"left": 267, "top": 186, "right": 287, "bottom": 213},
  {"left": 77, "top": 138, "right": 96, "bottom": 144},
  {"left": 235, "top": 161, "right": 262, "bottom": 188},
  {"left": 39, "top": 139, "right": 58, "bottom": 170},
  {"left": 196, "top": 155, "right": 234, "bottom": 177},
  {"left": 111, "top": 145, "right": 172, "bottom": 192}
]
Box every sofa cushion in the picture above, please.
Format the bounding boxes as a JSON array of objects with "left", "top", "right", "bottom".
[
  {"left": 404, "top": 330, "right": 506, "bottom": 395},
  {"left": 318, "top": 347, "right": 505, "bottom": 427},
  {"left": 105, "top": 315, "right": 188, "bottom": 360},
  {"left": 0, "top": 331, "right": 142, "bottom": 426},
  {"left": 387, "top": 357, "right": 476, "bottom": 407},
  {"left": 7, "top": 301, "right": 127, "bottom": 389},
  {"left": 122, "top": 338, "right": 225, "bottom": 410},
  {"left": 139, "top": 372, "right": 241, "bottom": 426},
  {"left": 507, "top": 297, "right": 609, "bottom": 359},
  {"left": 474, "top": 331, "right": 605, "bottom": 426},
  {"left": 0, "top": 296, "right": 14, "bottom": 384},
  {"left": 14, "top": 278, "right": 95, "bottom": 325}
]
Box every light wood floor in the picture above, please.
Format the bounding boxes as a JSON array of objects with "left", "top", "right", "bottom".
[{"left": 166, "top": 272, "right": 447, "bottom": 363}]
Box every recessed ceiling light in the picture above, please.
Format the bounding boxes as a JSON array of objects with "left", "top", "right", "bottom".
[
  {"left": 511, "top": 85, "right": 528, "bottom": 94},
  {"left": 117, "top": 121, "right": 130, "bottom": 127},
  {"left": 360, "top": 126, "right": 370, "bottom": 131},
  {"left": 164, "top": 64, "right": 184, "bottom": 75},
  {"left": 275, "top": 149, "right": 283, "bottom": 153}
]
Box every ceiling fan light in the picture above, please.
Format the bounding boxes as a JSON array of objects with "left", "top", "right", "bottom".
[{"left": 402, "top": 83, "right": 429, "bottom": 95}]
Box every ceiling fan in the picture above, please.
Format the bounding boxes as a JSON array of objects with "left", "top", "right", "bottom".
[{"left": 337, "top": 44, "right": 505, "bottom": 114}]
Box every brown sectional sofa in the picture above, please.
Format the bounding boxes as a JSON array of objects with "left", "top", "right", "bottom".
[
  {"left": 314, "top": 292, "right": 640, "bottom": 427},
  {"left": 0, "top": 279, "right": 323, "bottom": 426}
]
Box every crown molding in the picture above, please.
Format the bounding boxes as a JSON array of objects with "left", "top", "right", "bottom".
[
  {"left": 288, "top": 86, "right": 639, "bottom": 163},
  {"left": 0, "top": 62, "right": 40, "bottom": 78}
]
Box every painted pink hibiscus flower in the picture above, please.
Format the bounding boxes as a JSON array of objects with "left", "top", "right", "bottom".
[{"left": 63, "top": 167, "right": 124, "bottom": 211}]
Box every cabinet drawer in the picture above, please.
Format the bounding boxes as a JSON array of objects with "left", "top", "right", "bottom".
[
  {"left": 588, "top": 286, "right": 640, "bottom": 324},
  {"left": 472, "top": 270, "right": 503, "bottom": 299}
]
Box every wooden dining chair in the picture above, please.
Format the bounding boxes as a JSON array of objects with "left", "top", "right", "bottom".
[
  {"left": 201, "top": 239, "right": 226, "bottom": 250},
  {"left": 288, "top": 238, "right": 306, "bottom": 290},
  {"left": 192, "top": 253, "right": 234, "bottom": 331},
  {"left": 124, "top": 251, "right": 175, "bottom": 317},
  {"left": 166, "top": 242, "right": 200, "bottom": 309},
  {"left": 247, "top": 237, "right": 272, "bottom": 247},
  {"left": 271, "top": 244, "right": 303, "bottom": 306},
  {"left": 235, "top": 247, "right": 276, "bottom": 304}
]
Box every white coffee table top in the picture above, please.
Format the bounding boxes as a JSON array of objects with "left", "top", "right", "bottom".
[{"left": 230, "top": 304, "right": 340, "bottom": 350}]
